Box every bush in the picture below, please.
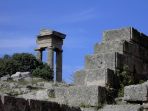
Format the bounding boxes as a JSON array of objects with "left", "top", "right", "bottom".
[
  {"left": 117, "top": 65, "right": 134, "bottom": 97},
  {"left": 32, "top": 64, "right": 53, "bottom": 81},
  {"left": 0, "top": 57, "right": 19, "bottom": 76},
  {"left": 12, "top": 53, "right": 42, "bottom": 72},
  {"left": 0, "top": 53, "right": 53, "bottom": 81}
]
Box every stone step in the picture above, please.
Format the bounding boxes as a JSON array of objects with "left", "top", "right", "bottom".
[
  {"left": 85, "top": 52, "right": 116, "bottom": 70},
  {"left": 80, "top": 107, "right": 98, "bottom": 111},
  {"left": 115, "top": 52, "right": 148, "bottom": 81},
  {"left": 123, "top": 41, "right": 148, "bottom": 62},
  {"left": 131, "top": 28, "right": 148, "bottom": 49},
  {"left": 99, "top": 105, "right": 143, "bottom": 111},
  {"left": 74, "top": 68, "right": 114, "bottom": 87},
  {"left": 102, "top": 27, "right": 148, "bottom": 49},
  {"left": 124, "top": 81, "right": 148, "bottom": 102},
  {"left": 102, "top": 27, "right": 131, "bottom": 43},
  {"left": 54, "top": 85, "right": 107, "bottom": 107},
  {"left": 94, "top": 40, "right": 124, "bottom": 54}
]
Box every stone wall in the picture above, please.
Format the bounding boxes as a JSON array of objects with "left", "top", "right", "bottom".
[
  {"left": 0, "top": 95, "right": 81, "bottom": 111},
  {"left": 116, "top": 28, "right": 148, "bottom": 81},
  {"left": 74, "top": 27, "right": 148, "bottom": 87}
]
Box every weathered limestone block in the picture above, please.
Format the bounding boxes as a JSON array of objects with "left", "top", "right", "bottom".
[
  {"left": 66, "top": 86, "right": 106, "bottom": 107},
  {"left": 3, "top": 96, "right": 29, "bottom": 111},
  {"left": 133, "top": 58, "right": 144, "bottom": 75},
  {"left": 123, "top": 41, "right": 140, "bottom": 57},
  {"left": 54, "top": 87, "right": 68, "bottom": 104},
  {"left": 103, "top": 27, "right": 148, "bottom": 49},
  {"left": 54, "top": 86, "right": 107, "bottom": 107},
  {"left": 85, "top": 69, "right": 114, "bottom": 87},
  {"left": 18, "top": 89, "right": 53, "bottom": 101},
  {"left": 85, "top": 69, "right": 106, "bottom": 86},
  {"left": 102, "top": 27, "right": 131, "bottom": 43},
  {"left": 0, "top": 75, "right": 11, "bottom": 81},
  {"left": 116, "top": 52, "right": 135, "bottom": 72},
  {"left": 100, "top": 105, "right": 143, "bottom": 111},
  {"left": 11, "top": 72, "right": 31, "bottom": 81},
  {"left": 115, "top": 52, "right": 144, "bottom": 76},
  {"left": 74, "top": 68, "right": 114, "bottom": 87},
  {"left": 123, "top": 41, "right": 148, "bottom": 60},
  {"left": 85, "top": 52, "right": 116, "bottom": 70},
  {"left": 128, "top": 56, "right": 148, "bottom": 80},
  {"left": 94, "top": 40, "right": 124, "bottom": 54},
  {"left": 74, "top": 70, "right": 86, "bottom": 86},
  {"left": 35, "top": 90, "right": 49, "bottom": 100},
  {"left": 124, "top": 82, "right": 148, "bottom": 102},
  {"left": 0, "top": 95, "right": 81, "bottom": 111},
  {"left": 142, "top": 103, "right": 148, "bottom": 111}
]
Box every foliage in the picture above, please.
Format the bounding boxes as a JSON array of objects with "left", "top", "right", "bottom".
[
  {"left": 0, "top": 53, "right": 53, "bottom": 81},
  {"left": 12, "top": 53, "right": 42, "bottom": 72},
  {"left": 116, "top": 65, "right": 134, "bottom": 97},
  {"left": 32, "top": 64, "right": 53, "bottom": 81}
]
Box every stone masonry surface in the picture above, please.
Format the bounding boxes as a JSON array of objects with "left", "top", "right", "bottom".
[
  {"left": 74, "top": 27, "right": 148, "bottom": 87},
  {"left": 1, "top": 27, "right": 148, "bottom": 111}
]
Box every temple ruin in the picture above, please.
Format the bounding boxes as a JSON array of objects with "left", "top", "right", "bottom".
[
  {"left": 1, "top": 27, "right": 148, "bottom": 111},
  {"left": 35, "top": 29, "right": 66, "bottom": 82}
]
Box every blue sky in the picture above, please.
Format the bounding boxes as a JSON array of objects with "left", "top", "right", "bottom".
[{"left": 0, "top": 0, "right": 148, "bottom": 82}]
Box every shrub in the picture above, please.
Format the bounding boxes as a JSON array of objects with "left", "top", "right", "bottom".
[
  {"left": 0, "top": 53, "right": 53, "bottom": 81},
  {"left": 12, "top": 53, "right": 42, "bottom": 72},
  {"left": 32, "top": 64, "right": 53, "bottom": 81},
  {"left": 116, "top": 65, "right": 134, "bottom": 97}
]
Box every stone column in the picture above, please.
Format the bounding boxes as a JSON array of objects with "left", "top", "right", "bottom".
[
  {"left": 37, "top": 49, "right": 43, "bottom": 61},
  {"left": 56, "top": 49, "right": 63, "bottom": 82},
  {"left": 47, "top": 47, "right": 54, "bottom": 71}
]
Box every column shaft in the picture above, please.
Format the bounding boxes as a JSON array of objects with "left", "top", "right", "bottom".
[
  {"left": 56, "top": 50, "right": 62, "bottom": 82},
  {"left": 47, "top": 47, "right": 54, "bottom": 70},
  {"left": 37, "top": 50, "right": 43, "bottom": 61}
]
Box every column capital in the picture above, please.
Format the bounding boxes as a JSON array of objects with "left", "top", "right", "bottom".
[
  {"left": 47, "top": 46, "right": 54, "bottom": 50},
  {"left": 35, "top": 47, "right": 45, "bottom": 51}
]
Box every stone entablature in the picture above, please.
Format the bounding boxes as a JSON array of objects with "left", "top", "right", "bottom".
[{"left": 35, "top": 29, "right": 66, "bottom": 82}]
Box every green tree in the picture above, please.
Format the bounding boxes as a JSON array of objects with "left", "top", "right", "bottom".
[
  {"left": 32, "top": 64, "right": 53, "bottom": 81},
  {"left": 0, "top": 53, "right": 53, "bottom": 81},
  {"left": 12, "top": 53, "right": 42, "bottom": 72}
]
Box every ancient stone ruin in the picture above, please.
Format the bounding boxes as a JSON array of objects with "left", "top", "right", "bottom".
[
  {"left": 35, "top": 29, "right": 66, "bottom": 82},
  {"left": 74, "top": 27, "right": 148, "bottom": 87},
  {"left": 1, "top": 27, "right": 148, "bottom": 111}
]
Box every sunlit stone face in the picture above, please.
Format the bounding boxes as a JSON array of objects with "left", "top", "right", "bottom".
[{"left": 39, "top": 29, "right": 53, "bottom": 36}]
